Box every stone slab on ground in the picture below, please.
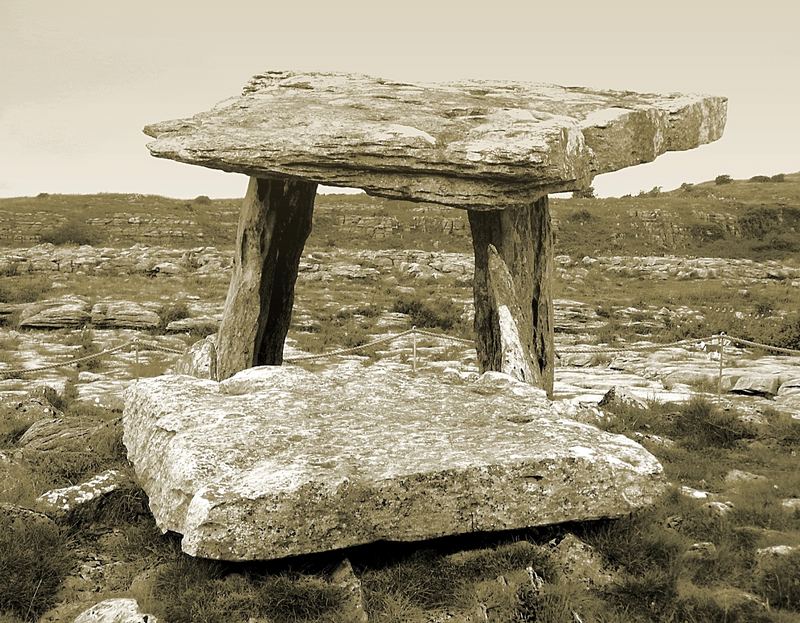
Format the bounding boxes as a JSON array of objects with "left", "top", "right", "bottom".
[
  {"left": 73, "top": 598, "right": 157, "bottom": 623},
  {"left": 123, "top": 361, "right": 664, "bottom": 561},
  {"left": 91, "top": 301, "right": 161, "bottom": 330},
  {"left": 18, "top": 295, "right": 91, "bottom": 329}
]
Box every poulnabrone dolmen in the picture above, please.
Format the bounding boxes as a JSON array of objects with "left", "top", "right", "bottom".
[{"left": 124, "top": 71, "right": 727, "bottom": 560}]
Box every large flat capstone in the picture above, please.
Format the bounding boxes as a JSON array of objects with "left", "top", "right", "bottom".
[
  {"left": 123, "top": 362, "right": 664, "bottom": 560},
  {"left": 144, "top": 71, "right": 726, "bottom": 209}
]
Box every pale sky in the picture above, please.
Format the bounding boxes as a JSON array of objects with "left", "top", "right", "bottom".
[{"left": 1, "top": 1, "right": 797, "bottom": 199}]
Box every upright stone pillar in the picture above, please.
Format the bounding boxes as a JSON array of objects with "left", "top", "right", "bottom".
[
  {"left": 215, "top": 176, "right": 317, "bottom": 380},
  {"left": 468, "top": 196, "right": 554, "bottom": 397}
]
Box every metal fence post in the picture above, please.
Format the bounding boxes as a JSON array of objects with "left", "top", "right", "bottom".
[
  {"left": 133, "top": 338, "right": 140, "bottom": 382},
  {"left": 412, "top": 326, "right": 417, "bottom": 373},
  {"left": 717, "top": 332, "right": 726, "bottom": 404}
]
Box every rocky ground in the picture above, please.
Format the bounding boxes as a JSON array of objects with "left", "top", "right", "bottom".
[
  {"left": 1, "top": 236, "right": 800, "bottom": 622},
  {"left": 2, "top": 242, "right": 799, "bottom": 414}
]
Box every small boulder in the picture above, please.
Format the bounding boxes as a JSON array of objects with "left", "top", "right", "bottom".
[
  {"left": 173, "top": 335, "right": 217, "bottom": 380},
  {"left": 731, "top": 375, "right": 782, "bottom": 396},
  {"left": 151, "top": 261, "right": 182, "bottom": 275},
  {"left": 16, "top": 417, "right": 103, "bottom": 453},
  {"left": 632, "top": 432, "right": 675, "bottom": 449},
  {"left": 755, "top": 544, "right": 798, "bottom": 561},
  {"left": 705, "top": 588, "right": 768, "bottom": 616},
  {"left": 680, "top": 485, "right": 712, "bottom": 499},
  {"left": 73, "top": 598, "right": 157, "bottom": 623},
  {"left": 0, "top": 502, "right": 57, "bottom": 531},
  {"left": 703, "top": 500, "right": 735, "bottom": 516},
  {"left": 781, "top": 498, "right": 800, "bottom": 512},
  {"left": 8, "top": 396, "right": 62, "bottom": 431},
  {"left": 165, "top": 316, "right": 219, "bottom": 334},
  {"left": 28, "top": 384, "right": 63, "bottom": 409},
  {"left": 329, "top": 559, "right": 368, "bottom": 623},
  {"left": 683, "top": 541, "right": 717, "bottom": 562},
  {"left": 550, "top": 533, "right": 616, "bottom": 588},
  {"left": 598, "top": 386, "right": 647, "bottom": 410},
  {"left": 723, "top": 469, "right": 767, "bottom": 487}
]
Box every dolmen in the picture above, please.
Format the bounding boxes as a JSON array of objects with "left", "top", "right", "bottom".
[
  {"left": 143, "top": 70, "right": 726, "bottom": 395},
  {"left": 128, "top": 70, "right": 726, "bottom": 560}
]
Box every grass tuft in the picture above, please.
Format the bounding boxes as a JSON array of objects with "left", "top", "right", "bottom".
[
  {"left": 674, "top": 397, "right": 756, "bottom": 449},
  {"left": 0, "top": 511, "right": 74, "bottom": 620}
]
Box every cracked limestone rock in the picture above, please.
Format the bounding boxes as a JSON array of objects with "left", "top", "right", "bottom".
[
  {"left": 18, "top": 295, "right": 91, "bottom": 329},
  {"left": 35, "top": 468, "right": 128, "bottom": 519},
  {"left": 73, "top": 598, "right": 157, "bottom": 623},
  {"left": 91, "top": 301, "right": 161, "bottom": 330},
  {"left": 144, "top": 71, "right": 726, "bottom": 210},
  {"left": 123, "top": 361, "right": 665, "bottom": 561}
]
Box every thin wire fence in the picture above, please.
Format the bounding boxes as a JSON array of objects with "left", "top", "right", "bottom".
[{"left": 1, "top": 327, "right": 799, "bottom": 401}]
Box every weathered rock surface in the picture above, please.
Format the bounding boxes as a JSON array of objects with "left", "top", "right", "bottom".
[
  {"left": 123, "top": 362, "right": 664, "bottom": 560},
  {"left": 19, "top": 295, "right": 91, "bottom": 329},
  {"left": 73, "top": 598, "right": 157, "bottom": 623},
  {"left": 6, "top": 396, "right": 62, "bottom": 430},
  {"left": 330, "top": 559, "right": 369, "bottom": 623},
  {"left": 3, "top": 245, "right": 799, "bottom": 288},
  {"left": 16, "top": 417, "right": 104, "bottom": 453},
  {"left": 598, "top": 386, "right": 647, "bottom": 410},
  {"left": 145, "top": 71, "right": 726, "bottom": 209},
  {"left": 91, "top": 301, "right": 160, "bottom": 330},
  {"left": 173, "top": 335, "right": 217, "bottom": 379},
  {"left": 550, "top": 533, "right": 616, "bottom": 588},
  {"left": 35, "top": 469, "right": 129, "bottom": 519},
  {"left": 731, "top": 374, "right": 782, "bottom": 396}
]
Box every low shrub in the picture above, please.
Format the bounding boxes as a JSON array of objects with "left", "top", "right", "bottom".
[
  {"left": 158, "top": 301, "right": 191, "bottom": 331},
  {"left": 567, "top": 209, "right": 594, "bottom": 223},
  {"left": 763, "top": 409, "right": 800, "bottom": 447},
  {"left": 335, "top": 304, "right": 381, "bottom": 319},
  {"left": 674, "top": 397, "right": 755, "bottom": 449},
  {"left": 391, "top": 293, "right": 462, "bottom": 332},
  {"left": 715, "top": 174, "right": 733, "bottom": 185},
  {"left": 597, "top": 400, "right": 674, "bottom": 437},
  {"left": 750, "top": 175, "right": 771, "bottom": 183},
  {"left": 39, "top": 218, "right": 100, "bottom": 246}
]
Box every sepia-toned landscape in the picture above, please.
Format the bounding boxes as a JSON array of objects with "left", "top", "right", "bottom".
[{"left": 2, "top": 170, "right": 799, "bottom": 621}]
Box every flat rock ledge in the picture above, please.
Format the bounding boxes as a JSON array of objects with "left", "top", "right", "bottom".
[
  {"left": 144, "top": 71, "right": 726, "bottom": 209},
  {"left": 123, "top": 362, "right": 664, "bottom": 561}
]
